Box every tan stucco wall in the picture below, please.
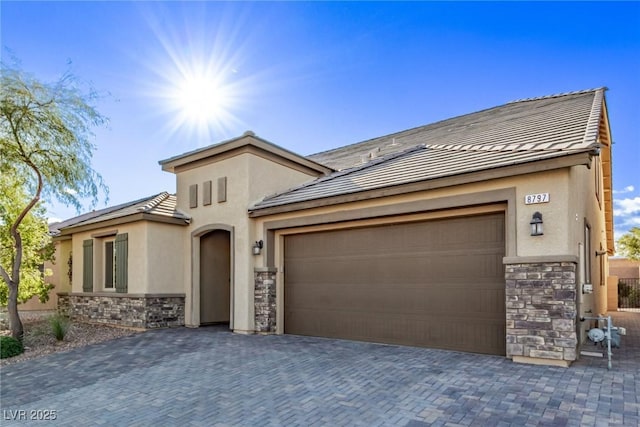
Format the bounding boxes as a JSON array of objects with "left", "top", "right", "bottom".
[
  {"left": 568, "top": 157, "right": 609, "bottom": 343},
  {"left": 146, "top": 222, "right": 185, "bottom": 293},
  {"left": 72, "top": 222, "right": 147, "bottom": 294},
  {"left": 19, "top": 239, "right": 72, "bottom": 311},
  {"left": 173, "top": 152, "right": 318, "bottom": 331},
  {"left": 255, "top": 168, "right": 574, "bottom": 262},
  {"left": 69, "top": 221, "right": 185, "bottom": 296}
]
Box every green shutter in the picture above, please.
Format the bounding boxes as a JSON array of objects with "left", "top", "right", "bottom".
[
  {"left": 82, "top": 239, "right": 93, "bottom": 292},
  {"left": 115, "top": 233, "right": 128, "bottom": 293}
]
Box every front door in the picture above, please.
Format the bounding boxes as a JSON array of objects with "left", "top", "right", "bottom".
[{"left": 200, "top": 230, "right": 231, "bottom": 325}]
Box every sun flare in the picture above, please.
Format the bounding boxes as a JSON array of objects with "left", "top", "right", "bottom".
[
  {"left": 151, "top": 62, "right": 243, "bottom": 143},
  {"left": 139, "top": 6, "right": 253, "bottom": 144},
  {"left": 175, "top": 75, "right": 228, "bottom": 124}
]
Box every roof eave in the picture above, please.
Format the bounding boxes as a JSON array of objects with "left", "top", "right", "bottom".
[
  {"left": 56, "top": 212, "right": 190, "bottom": 236},
  {"left": 159, "top": 132, "right": 333, "bottom": 175},
  {"left": 249, "top": 151, "right": 593, "bottom": 218}
]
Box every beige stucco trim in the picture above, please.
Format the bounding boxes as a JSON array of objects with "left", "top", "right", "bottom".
[
  {"left": 503, "top": 255, "right": 579, "bottom": 265},
  {"left": 250, "top": 152, "right": 592, "bottom": 217},
  {"left": 190, "top": 224, "right": 235, "bottom": 329}
]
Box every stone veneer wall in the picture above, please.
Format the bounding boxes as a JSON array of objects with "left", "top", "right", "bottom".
[
  {"left": 254, "top": 267, "right": 277, "bottom": 334},
  {"left": 505, "top": 262, "right": 577, "bottom": 362},
  {"left": 57, "top": 293, "right": 184, "bottom": 328}
]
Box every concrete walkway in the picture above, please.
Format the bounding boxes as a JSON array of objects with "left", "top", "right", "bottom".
[{"left": 1, "top": 312, "right": 638, "bottom": 426}]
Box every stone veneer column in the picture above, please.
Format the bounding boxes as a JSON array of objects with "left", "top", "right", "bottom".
[
  {"left": 505, "top": 261, "right": 577, "bottom": 365},
  {"left": 254, "top": 267, "right": 277, "bottom": 334}
]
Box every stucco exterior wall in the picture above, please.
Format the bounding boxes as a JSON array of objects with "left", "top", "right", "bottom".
[
  {"left": 254, "top": 167, "right": 577, "bottom": 264},
  {"left": 173, "top": 151, "right": 319, "bottom": 331},
  {"left": 72, "top": 222, "right": 148, "bottom": 294},
  {"left": 146, "top": 222, "right": 185, "bottom": 294},
  {"left": 569, "top": 158, "right": 609, "bottom": 344},
  {"left": 176, "top": 154, "right": 250, "bottom": 330}
]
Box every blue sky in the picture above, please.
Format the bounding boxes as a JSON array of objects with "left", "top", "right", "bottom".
[{"left": 2, "top": 1, "right": 639, "bottom": 239}]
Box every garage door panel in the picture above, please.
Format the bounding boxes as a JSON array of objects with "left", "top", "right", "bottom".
[
  {"left": 287, "top": 282, "right": 503, "bottom": 316},
  {"left": 287, "top": 251, "right": 503, "bottom": 284},
  {"left": 284, "top": 213, "right": 506, "bottom": 355},
  {"left": 286, "top": 308, "right": 505, "bottom": 354}
]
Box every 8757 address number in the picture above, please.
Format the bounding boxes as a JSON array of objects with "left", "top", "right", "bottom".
[{"left": 524, "top": 193, "right": 550, "bottom": 205}]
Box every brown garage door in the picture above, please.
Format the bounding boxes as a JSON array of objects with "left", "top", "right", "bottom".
[{"left": 284, "top": 213, "right": 506, "bottom": 355}]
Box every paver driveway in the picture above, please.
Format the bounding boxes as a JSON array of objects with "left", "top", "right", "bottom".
[{"left": 1, "top": 313, "right": 638, "bottom": 426}]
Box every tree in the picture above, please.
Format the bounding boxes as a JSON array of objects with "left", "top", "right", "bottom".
[
  {"left": 0, "top": 173, "right": 55, "bottom": 306},
  {"left": 617, "top": 227, "right": 640, "bottom": 261},
  {"left": 0, "top": 59, "right": 108, "bottom": 340}
]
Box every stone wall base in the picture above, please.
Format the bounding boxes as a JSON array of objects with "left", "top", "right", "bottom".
[{"left": 57, "top": 293, "right": 185, "bottom": 329}]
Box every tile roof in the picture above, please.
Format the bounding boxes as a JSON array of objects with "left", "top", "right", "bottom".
[
  {"left": 307, "top": 88, "right": 605, "bottom": 170},
  {"left": 50, "top": 192, "right": 190, "bottom": 235},
  {"left": 252, "top": 88, "right": 605, "bottom": 211}
]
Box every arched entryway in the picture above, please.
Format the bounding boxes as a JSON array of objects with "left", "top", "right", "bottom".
[{"left": 199, "top": 229, "right": 231, "bottom": 325}]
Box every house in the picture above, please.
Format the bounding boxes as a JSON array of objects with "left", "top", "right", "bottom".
[{"left": 51, "top": 88, "right": 614, "bottom": 367}]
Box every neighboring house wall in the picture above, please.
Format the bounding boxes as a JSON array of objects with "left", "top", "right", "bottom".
[
  {"left": 609, "top": 258, "right": 640, "bottom": 279},
  {"left": 609, "top": 258, "right": 640, "bottom": 311},
  {"left": 19, "top": 239, "right": 72, "bottom": 311}
]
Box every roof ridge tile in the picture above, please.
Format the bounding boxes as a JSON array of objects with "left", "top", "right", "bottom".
[
  {"left": 137, "top": 191, "right": 170, "bottom": 212},
  {"left": 507, "top": 87, "right": 606, "bottom": 104}
]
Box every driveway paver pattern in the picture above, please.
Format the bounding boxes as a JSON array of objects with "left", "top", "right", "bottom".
[{"left": 1, "top": 313, "right": 638, "bottom": 426}]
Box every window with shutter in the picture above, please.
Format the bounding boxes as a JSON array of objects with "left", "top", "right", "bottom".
[
  {"left": 82, "top": 239, "right": 93, "bottom": 292},
  {"left": 104, "top": 240, "right": 115, "bottom": 289},
  {"left": 115, "top": 233, "right": 128, "bottom": 293}
]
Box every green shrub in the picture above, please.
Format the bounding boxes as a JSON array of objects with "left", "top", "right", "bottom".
[
  {"left": 1, "top": 336, "right": 24, "bottom": 359},
  {"left": 49, "top": 314, "right": 70, "bottom": 341}
]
